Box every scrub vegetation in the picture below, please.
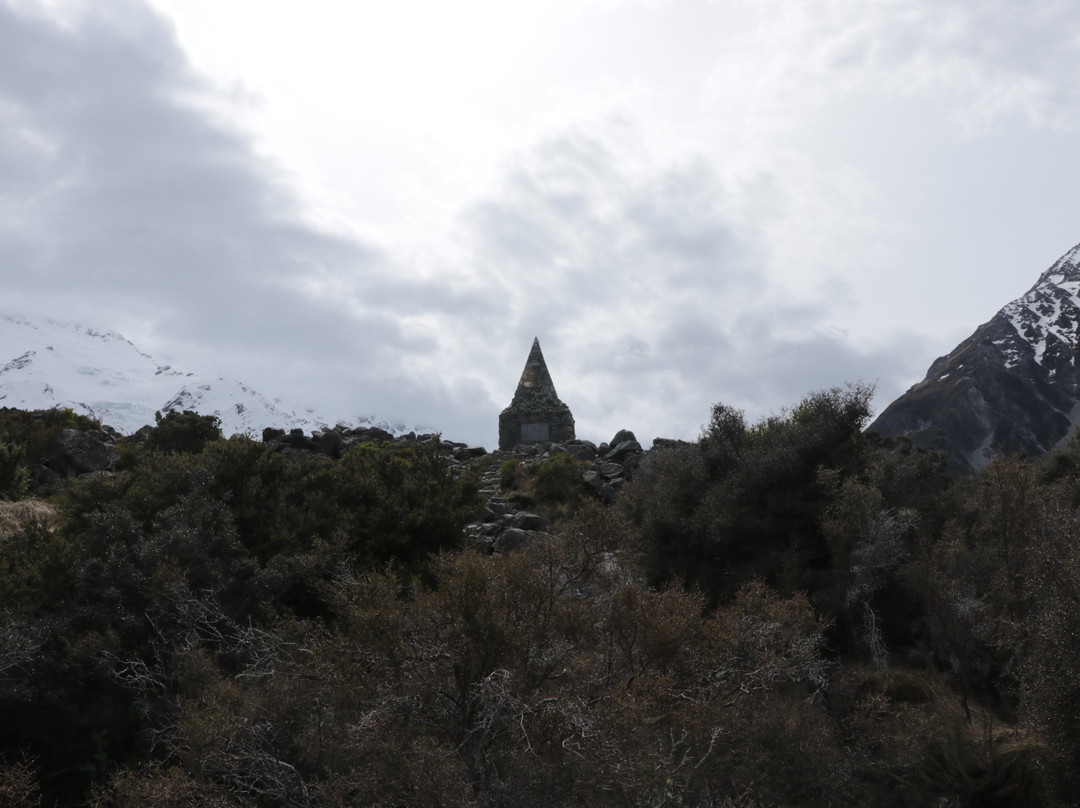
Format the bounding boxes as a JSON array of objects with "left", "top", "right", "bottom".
[{"left": 2, "top": 390, "right": 1080, "bottom": 805}]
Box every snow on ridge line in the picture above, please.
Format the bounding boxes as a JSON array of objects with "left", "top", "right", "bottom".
[
  {"left": 1058, "top": 242, "right": 1080, "bottom": 269},
  {"left": 998, "top": 254, "right": 1080, "bottom": 367},
  {"left": 0, "top": 314, "right": 427, "bottom": 439}
]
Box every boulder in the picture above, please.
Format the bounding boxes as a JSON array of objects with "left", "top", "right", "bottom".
[
  {"left": 312, "top": 429, "right": 345, "bottom": 457},
  {"left": 280, "top": 429, "right": 317, "bottom": 452},
  {"left": 563, "top": 441, "right": 597, "bottom": 462},
  {"left": 513, "top": 511, "right": 550, "bottom": 531},
  {"left": 594, "top": 461, "right": 626, "bottom": 480},
  {"left": 605, "top": 439, "right": 643, "bottom": 464},
  {"left": 484, "top": 501, "right": 515, "bottom": 521},
  {"left": 494, "top": 527, "right": 543, "bottom": 553},
  {"left": 652, "top": 437, "right": 691, "bottom": 451},
  {"left": 28, "top": 466, "right": 63, "bottom": 497},
  {"left": 344, "top": 426, "right": 394, "bottom": 444},
  {"left": 453, "top": 445, "right": 488, "bottom": 461},
  {"left": 46, "top": 429, "right": 119, "bottom": 476}
]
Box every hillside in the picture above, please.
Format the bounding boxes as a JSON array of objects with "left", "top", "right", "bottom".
[{"left": 4, "top": 386, "right": 1080, "bottom": 806}]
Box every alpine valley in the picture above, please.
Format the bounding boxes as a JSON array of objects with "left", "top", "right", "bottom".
[
  {"left": 872, "top": 240, "right": 1080, "bottom": 475},
  {"left": 0, "top": 315, "right": 416, "bottom": 437}
]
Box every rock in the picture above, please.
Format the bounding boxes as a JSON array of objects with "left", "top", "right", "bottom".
[
  {"left": 494, "top": 527, "right": 542, "bottom": 553},
  {"left": 279, "top": 429, "right": 317, "bottom": 452},
  {"left": 563, "top": 441, "right": 597, "bottom": 462},
  {"left": 129, "top": 424, "right": 154, "bottom": 446},
  {"left": 513, "top": 511, "right": 550, "bottom": 531},
  {"left": 581, "top": 471, "right": 616, "bottom": 502},
  {"left": 609, "top": 429, "right": 637, "bottom": 447},
  {"left": 367, "top": 427, "right": 396, "bottom": 443},
  {"left": 652, "top": 437, "right": 691, "bottom": 450},
  {"left": 344, "top": 426, "right": 394, "bottom": 444},
  {"left": 28, "top": 466, "right": 62, "bottom": 497},
  {"left": 484, "top": 499, "right": 516, "bottom": 520},
  {"left": 605, "top": 439, "right": 643, "bottom": 463},
  {"left": 453, "top": 446, "right": 488, "bottom": 460},
  {"left": 594, "top": 461, "right": 625, "bottom": 480},
  {"left": 312, "top": 429, "right": 345, "bottom": 457},
  {"left": 46, "top": 429, "right": 119, "bottom": 476}
]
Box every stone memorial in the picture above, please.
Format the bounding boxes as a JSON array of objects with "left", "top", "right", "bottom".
[{"left": 498, "top": 338, "right": 575, "bottom": 450}]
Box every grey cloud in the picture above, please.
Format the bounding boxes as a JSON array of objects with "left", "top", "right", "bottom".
[
  {"left": 459, "top": 128, "right": 862, "bottom": 440},
  {"left": 459, "top": 118, "right": 937, "bottom": 444},
  {"left": 0, "top": 2, "right": 354, "bottom": 297},
  {"left": 465, "top": 128, "right": 757, "bottom": 320},
  {"left": 807, "top": 0, "right": 1080, "bottom": 128},
  {"left": 0, "top": 0, "right": 507, "bottom": 437},
  {"left": 623, "top": 160, "right": 746, "bottom": 282},
  {"left": 0, "top": 0, "right": 987, "bottom": 448}
]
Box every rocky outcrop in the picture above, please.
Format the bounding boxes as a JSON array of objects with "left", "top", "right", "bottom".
[
  {"left": 872, "top": 241, "right": 1080, "bottom": 475},
  {"left": 46, "top": 428, "right": 120, "bottom": 476},
  {"left": 30, "top": 427, "right": 121, "bottom": 495},
  {"left": 465, "top": 430, "right": 646, "bottom": 552},
  {"left": 260, "top": 424, "right": 488, "bottom": 463}
]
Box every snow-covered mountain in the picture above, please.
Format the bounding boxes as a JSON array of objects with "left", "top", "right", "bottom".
[
  {"left": 0, "top": 315, "right": 417, "bottom": 437},
  {"left": 871, "top": 242, "right": 1080, "bottom": 475}
]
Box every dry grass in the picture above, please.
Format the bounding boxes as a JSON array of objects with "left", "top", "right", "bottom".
[{"left": 0, "top": 500, "right": 60, "bottom": 540}]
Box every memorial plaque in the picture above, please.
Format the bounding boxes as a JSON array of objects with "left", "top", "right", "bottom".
[{"left": 520, "top": 422, "right": 550, "bottom": 442}]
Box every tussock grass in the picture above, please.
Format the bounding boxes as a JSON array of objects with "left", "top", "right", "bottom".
[{"left": 0, "top": 500, "right": 60, "bottom": 540}]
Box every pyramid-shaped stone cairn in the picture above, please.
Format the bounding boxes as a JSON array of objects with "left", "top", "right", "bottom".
[{"left": 498, "top": 338, "right": 575, "bottom": 450}]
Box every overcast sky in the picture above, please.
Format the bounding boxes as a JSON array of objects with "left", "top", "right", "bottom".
[{"left": 4, "top": 0, "right": 1080, "bottom": 447}]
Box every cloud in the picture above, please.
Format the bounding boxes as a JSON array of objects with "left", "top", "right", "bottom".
[
  {"left": 0, "top": 0, "right": 473, "bottom": 433},
  {"left": 4, "top": 0, "right": 1079, "bottom": 448},
  {"left": 452, "top": 113, "right": 926, "bottom": 443},
  {"left": 701, "top": 0, "right": 1080, "bottom": 140},
  {"left": 0, "top": 2, "right": 355, "bottom": 302}
]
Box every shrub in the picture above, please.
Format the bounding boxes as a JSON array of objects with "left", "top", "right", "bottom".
[
  {"left": 499, "top": 452, "right": 590, "bottom": 520},
  {"left": 498, "top": 458, "right": 524, "bottom": 491},
  {"left": 916, "top": 717, "right": 1046, "bottom": 807},
  {"left": 0, "top": 407, "right": 98, "bottom": 466},
  {"left": 143, "top": 410, "right": 222, "bottom": 455},
  {"left": 0, "top": 442, "right": 28, "bottom": 501},
  {"left": 627, "top": 384, "right": 877, "bottom": 604},
  {"left": 530, "top": 451, "right": 585, "bottom": 504},
  {"left": 0, "top": 755, "right": 41, "bottom": 808}
]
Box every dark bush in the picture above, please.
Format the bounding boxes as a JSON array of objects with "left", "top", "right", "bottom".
[
  {"left": 143, "top": 410, "right": 223, "bottom": 454},
  {"left": 0, "top": 442, "right": 28, "bottom": 501}
]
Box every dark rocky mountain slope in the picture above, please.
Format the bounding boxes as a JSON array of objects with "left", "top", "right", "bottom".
[{"left": 871, "top": 241, "right": 1080, "bottom": 475}]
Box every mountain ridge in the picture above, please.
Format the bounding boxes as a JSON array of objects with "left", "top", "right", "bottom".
[
  {"left": 0, "top": 315, "right": 422, "bottom": 438},
  {"left": 871, "top": 241, "right": 1080, "bottom": 474}
]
